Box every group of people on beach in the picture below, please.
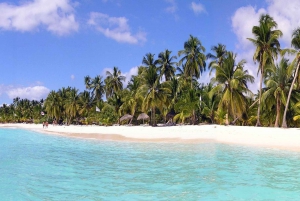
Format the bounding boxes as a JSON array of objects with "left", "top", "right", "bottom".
[{"left": 43, "top": 121, "right": 48, "bottom": 128}]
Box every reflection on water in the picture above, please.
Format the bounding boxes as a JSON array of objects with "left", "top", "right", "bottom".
[{"left": 1, "top": 128, "right": 300, "bottom": 200}]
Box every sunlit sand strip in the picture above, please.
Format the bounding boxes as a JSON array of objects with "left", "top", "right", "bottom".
[{"left": 1, "top": 123, "right": 300, "bottom": 151}]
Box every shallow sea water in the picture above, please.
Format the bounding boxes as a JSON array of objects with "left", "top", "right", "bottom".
[{"left": 1, "top": 128, "right": 300, "bottom": 200}]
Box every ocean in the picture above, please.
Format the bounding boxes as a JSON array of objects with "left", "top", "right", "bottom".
[{"left": 1, "top": 128, "right": 300, "bottom": 200}]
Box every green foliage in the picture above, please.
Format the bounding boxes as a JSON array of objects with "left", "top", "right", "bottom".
[
  {"left": 174, "top": 88, "right": 200, "bottom": 124},
  {"left": 84, "top": 75, "right": 105, "bottom": 101},
  {"left": 282, "top": 27, "right": 300, "bottom": 127},
  {"left": 178, "top": 35, "right": 206, "bottom": 81},
  {"left": 214, "top": 109, "right": 227, "bottom": 125},
  {"left": 104, "top": 66, "right": 126, "bottom": 99},
  {"left": 210, "top": 51, "right": 254, "bottom": 124},
  {"left": 157, "top": 49, "right": 177, "bottom": 81},
  {"left": 199, "top": 83, "right": 220, "bottom": 123},
  {"left": 262, "top": 58, "right": 291, "bottom": 126},
  {"left": 99, "top": 104, "right": 118, "bottom": 126}
]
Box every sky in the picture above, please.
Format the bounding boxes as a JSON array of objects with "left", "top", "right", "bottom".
[{"left": 0, "top": 0, "right": 300, "bottom": 105}]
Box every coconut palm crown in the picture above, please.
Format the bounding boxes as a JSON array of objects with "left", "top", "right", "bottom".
[{"left": 178, "top": 35, "right": 206, "bottom": 86}]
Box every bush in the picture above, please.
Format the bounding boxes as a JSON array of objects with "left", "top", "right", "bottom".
[{"left": 99, "top": 104, "right": 118, "bottom": 126}]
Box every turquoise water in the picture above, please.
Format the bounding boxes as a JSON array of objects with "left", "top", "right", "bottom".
[{"left": 1, "top": 128, "right": 300, "bottom": 200}]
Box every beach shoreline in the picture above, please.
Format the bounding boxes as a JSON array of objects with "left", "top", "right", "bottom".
[{"left": 1, "top": 123, "right": 300, "bottom": 151}]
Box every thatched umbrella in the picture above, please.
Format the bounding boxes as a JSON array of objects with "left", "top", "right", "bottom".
[
  {"left": 120, "top": 114, "right": 133, "bottom": 123},
  {"left": 137, "top": 113, "right": 149, "bottom": 124}
]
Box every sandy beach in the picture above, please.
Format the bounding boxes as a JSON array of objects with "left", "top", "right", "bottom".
[{"left": 1, "top": 123, "right": 300, "bottom": 151}]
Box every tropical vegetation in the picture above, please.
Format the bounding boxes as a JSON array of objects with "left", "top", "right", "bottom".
[{"left": 2, "top": 14, "right": 300, "bottom": 128}]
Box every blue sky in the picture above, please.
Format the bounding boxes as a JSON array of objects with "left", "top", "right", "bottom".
[{"left": 0, "top": 0, "right": 299, "bottom": 104}]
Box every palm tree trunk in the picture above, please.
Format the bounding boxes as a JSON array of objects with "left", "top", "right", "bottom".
[
  {"left": 152, "top": 107, "right": 156, "bottom": 126},
  {"left": 232, "top": 116, "right": 239, "bottom": 125},
  {"left": 256, "top": 72, "right": 263, "bottom": 126},
  {"left": 118, "top": 117, "right": 120, "bottom": 124},
  {"left": 274, "top": 96, "right": 280, "bottom": 127},
  {"left": 210, "top": 112, "right": 214, "bottom": 124},
  {"left": 190, "top": 80, "right": 196, "bottom": 125},
  {"left": 282, "top": 62, "right": 300, "bottom": 128},
  {"left": 192, "top": 109, "right": 195, "bottom": 125},
  {"left": 150, "top": 108, "right": 153, "bottom": 126}
]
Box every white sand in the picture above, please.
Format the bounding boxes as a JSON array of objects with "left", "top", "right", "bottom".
[{"left": 1, "top": 123, "right": 300, "bottom": 151}]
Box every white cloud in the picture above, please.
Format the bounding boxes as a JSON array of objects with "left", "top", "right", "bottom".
[
  {"left": 71, "top": 74, "right": 75, "bottom": 80},
  {"left": 0, "top": 0, "right": 79, "bottom": 35},
  {"left": 165, "top": 0, "right": 177, "bottom": 13},
  {"left": 190, "top": 2, "right": 206, "bottom": 15},
  {"left": 87, "top": 12, "right": 147, "bottom": 44},
  {"left": 6, "top": 85, "right": 50, "bottom": 100},
  {"left": 267, "top": 0, "right": 300, "bottom": 45},
  {"left": 231, "top": 6, "right": 266, "bottom": 49},
  {"left": 199, "top": 71, "right": 212, "bottom": 85},
  {"left": 101, "top": 67, "right": 112, "bottom": 77},
  {"left": 122, "top": 66, "right": 138, "bottom": 87},
  {"left": 0, "top": 85, "right": 6, "bottom": 96}
]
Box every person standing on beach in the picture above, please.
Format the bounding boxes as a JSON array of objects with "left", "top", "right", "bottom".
[{"left": 43, "top": 122, "right": 45, "bottom": 128}]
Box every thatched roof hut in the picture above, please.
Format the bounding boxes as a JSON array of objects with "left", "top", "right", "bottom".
[
  {"left": 137, "top": 113, "right": 149, "bottom": 124},
  {"left": 137, "top": 113, "right": 149, "bottom": 120},
  {"left": 120, "top": 114, "right": 133, "bottom": 122}
]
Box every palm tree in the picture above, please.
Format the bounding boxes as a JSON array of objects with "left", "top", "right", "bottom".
[
  {"left": 105, "top": 67, "right": 126, "bottom": 99},
  {"left": 168, "top": 76, "right": 183, "bottom": 109},
  {"left": 0, "top": 104, "right": 13, "bottom": 123},
  {"left": 127, "top": 75, "right": 141, "bottom": 92},
  {"left": 157, "top": 49, "right": 177, "bottom": 81},
  {"left": 120, "top": 76, "right": 143, "bottom": 117},
  {"left": 139, "top": 64, "right": 170, "bottom": 126},
  {"left": 16, "top": 99, "right": 32, "bottom": 120},
  {"left": 78, "top": 90, "right": 96, "bottom": 117},
  {"left": 205, "top": 43, "right": 228, "bottom": 123},
  {"left": 210, "top": 52, "right": 254, "bottom": 124},
  {"left": 57, "top": 87, "right": 71, "bottom": 121},
  {"left": 282, "top": 28, "right": 300, "bottom": 128},
  {"left": 174, "top": 88, "right": 200, "bottom": 124},
  {"left": 31, "top": 99, "right": 43, "bottom": 120},
  {"left": 142, "top": 53, "right": 158, "bottom": 68},
  {"left": 207, "top": 43, "right": 227, "bottom": 68},
  {"left": 262, "top": 58, "right": 290, "bottom": 127},
  {"left": 176, "top": 64, "right": 192, "bottom": 89},
  {"left": 44, "top": 91, "right": 62, "bottom": 121},
  {"left": 84, "top": 76, "right": 91, "bottom": 90},
  {"left": 107, "top": 91, "right": 123, "bottom": 124},
  {"left": 200, "top": 83, "right": 220, "bottom": 123},
  {"left": 178, "top": 35, "right": 206, "bottom": 87},
  {"left": 247, "top": 14, "right": 282, "bottom": 126},
  {"left": 13, "top": 97, "right": 20, "bottom": 107},
  {"left": 84, "top": 75, "right": 105, "bottom": 101},
  {"left": 12, "top": 97, "right": 21, "bottom": 120},
  {"left": 65, "top": 87, "right": 80, "bottom": 125}
]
